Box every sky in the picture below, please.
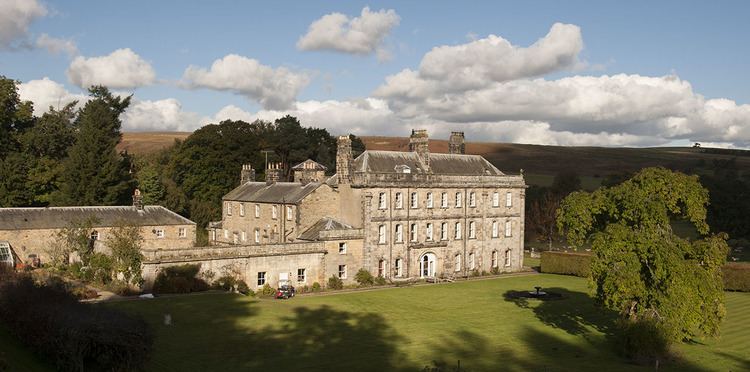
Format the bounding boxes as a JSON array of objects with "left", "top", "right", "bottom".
[{"left": 2, "top": 0, "right": 750, "bottom": 148}]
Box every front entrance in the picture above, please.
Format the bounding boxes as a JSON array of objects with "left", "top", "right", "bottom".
[{"left": 419, "top": 253, "right": 436, "bottom": 278}]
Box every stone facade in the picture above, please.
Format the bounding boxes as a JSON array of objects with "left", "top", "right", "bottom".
[
  {"left": 0, "top": 206, "right": 196, "bottom": 265},
  {"left": 196, "top": 129, "right": 526, "bottom": 288}
]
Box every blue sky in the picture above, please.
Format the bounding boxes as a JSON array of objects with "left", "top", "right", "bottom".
[{"left": 2, "top": 0, "right": 749, "bottom": 147}]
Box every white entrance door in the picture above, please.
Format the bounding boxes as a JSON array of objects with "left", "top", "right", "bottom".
[{"left": 420, "top": 253, "right": 436, "bottom": 278}]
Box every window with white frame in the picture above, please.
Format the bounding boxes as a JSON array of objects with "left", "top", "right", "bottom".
[
  {"left": 378, "top": 224, "right": 387, "bottom": 244},
  {"left": 338, "top": 264, "right": 347, "bottom": 279},
  {"left": 378, "top": 260, "right": 386, "bottom": 277},
  {"left": 226, "top": 201, "right": 232, "bottom": 216},
  {"left": 239, "top": 203, "right": 245, "bottom": 217},
  {"left": 455, "top": 192, "right": 462, "bottom": 208},
  {"left": 395, "top": 224, "right": 403, "bottom": 243},
  {"left": 506, "top": 191, "right": 513, "bottom": 207},
  {"left": 179, "top": 227, "right": 187, "bottom": 238},
  {"left": 286, "top": 205, "right": 293, "bottom": 221},
  {"left": 441, "top": 192, "right": 448, "bottom": 208},
  {"left": 492, "top": 250, "right": 498, "bottom": 268},
  {"left": 90, "top": 230, "right": 99, "bottom": 241},
  {"left": 395, "top": 258, "right": 403, "bottom": 277},
  {"left": 255, "top": 204, "right": 260, "bottom": 218},
  {"left": 454, "top": 254, "right": 461, "bottom": 272},
  {"left": 492, "top": 192, "right": 500, "bottom": 207},
  {"left": 469, "top": 252, "right": 475, "bottom": 270},
  {"left": 257, "top": 272, "right": 266, "bottom": 286},
  {"left": 505, "top": 250, "right": 511, "bottom": 267},
  {"left": 469, "top": 221, "right": 476, "bottom": 239},
  {"left": 492, "top": 221, "right": 498, "bottom": 238},
  {"left": 254, "top": 229, "right": 260, "bottom": 243},
  {"left": 410, "top": 223, "right": 417, "bottom": 242},
  {"left": 455, "top": 222, "right": 462, "bottom": 239},
  {"left": 211, "top": 230, "right": 216, "bottom": 241},
  {"left": 505, "top": 220, "right": 512, "bottom": 237},
  {"left": 395, "top": 192, "right": 403, "bottom": 209},
  {"left": 378, "top": 192, "right": 387, "bottom": 209},
  {"left": 426, "top": 223, "right": 433, "bottom": 241},
  {"left": 232, "top": 233, "right": 238, "bottom": 244},
  {"left": 410, "top": 192, "right": 418, "bottom": 209},
  {"left": 272, "top": 205, "right": 278, "bottom": 219},
  {"left": 297, "top": 268, "right": 306, "bottom": 283},
  {"left": 440, "top": 222, "right": 448, "bottom": 240},
  {"left": 156, "top": 229, "right": 165, "bottom": 238},
  {"left": 469, "top": 192, "right": 476, "bottom": 207},
  {"left": 338, "top": 242, "right": 347, "bottom": 254},
  {"left": 224, "top": 229, "right": 229, "bottom": 239},
  {"left": 426, "top": 192, "right": 433, "bottom": 208},
  {"left": 241, "top": 231, "right": 246, "bottom": 241}
]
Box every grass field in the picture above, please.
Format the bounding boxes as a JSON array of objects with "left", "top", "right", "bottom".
[{"left": 88, "top": 274, "right": 748, "bottom": 372}]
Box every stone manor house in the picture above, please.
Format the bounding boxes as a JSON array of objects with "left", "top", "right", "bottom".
[
  {"left": 0, "top": 129, "right": 526, "bottom": 291},
  {"left": 199, "top": 129, "right": 526, "bottom": 289}
]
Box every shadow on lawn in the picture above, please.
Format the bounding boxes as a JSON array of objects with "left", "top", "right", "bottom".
[{"left": 503, "top": 287, "right": 616, "bottom": 338}]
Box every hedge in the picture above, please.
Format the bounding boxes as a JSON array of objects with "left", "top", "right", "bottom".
[
  {"left": 723, "top": 262, "right": 750, "bottom": 292},
  {"left": 0, "top": 273, "right": 152, "bottom": 371},
  {"left": 152, "top": 264, "right": 209, "bottom": 294},
  {"left": 541, "top": 252, "right": 750, "bottom": 292},
  {"left": 540, "top": 251, "right": 592, "bottom": 277}
]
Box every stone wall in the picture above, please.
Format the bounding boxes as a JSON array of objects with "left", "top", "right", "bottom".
[
  {"left": 141, "top": 242, "right": 328, "bottom": 290},
  {"left": 0, "top": 224, "right": 196, "bottom": 264},
  {"left": 216, "top": 200, "right": 298, "bottom": 244}
]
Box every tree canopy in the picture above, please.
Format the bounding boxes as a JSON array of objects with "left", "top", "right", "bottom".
[{"left": 557, "top": 167, "right": 728, "bottom": 342}]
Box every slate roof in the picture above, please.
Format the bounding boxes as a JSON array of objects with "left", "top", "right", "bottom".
[
  {"left": 298, "top": 217, "right": 355, "bottom": 241},
  {"left": 291, "top": 159, "right": 327, "bottom": 171},
  {"left": 223, "top": 182, "right": 322, "bottom": 204},
  {"left": 351, "top": 150, "right": 504, "bottom": 176},
  {"left": 0, "top": 206, "right": 195, "bottom": 230}
]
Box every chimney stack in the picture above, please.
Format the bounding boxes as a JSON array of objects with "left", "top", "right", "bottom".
[
  {"left": 265, "top": 163, "right": 282, "bottom": 184},
  {"left": 240, "top": 164, "right": 256, "bottom": 184},
  {"left": 336, "top": 135, "right": 353, "bottom": 184},
  {"left": 132, "top": 189, "right": 144, "bottom": 210},
  {"left": 449, "top": 131, "right": 465, "bottom": 154},
  {"left": 409, "top": 129, "right": 430, "bottom": 170}
]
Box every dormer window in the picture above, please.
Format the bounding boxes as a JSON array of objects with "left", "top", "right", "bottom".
[{"left": 394, "top": 164, "right": 411, "bottom": 174}]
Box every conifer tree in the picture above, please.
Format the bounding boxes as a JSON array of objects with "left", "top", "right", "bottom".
[{"left": 59, "top": 86, "right": 135, "bottom": 205}]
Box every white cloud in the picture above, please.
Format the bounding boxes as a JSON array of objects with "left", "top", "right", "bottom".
[
  {"left": 18, "top": 77, "right": 87, "bottom": 116},
  {"left": 182, "top": 54, "right": 310, "bottom": 110},
  {"left": 297, "top": 6, "right": 400, "bottom": 57},
  {"left": 67, "top": 48, "right": 156, "bottom": 89},
  {"left": 122, "top": 98, "right": 202, "bottom": 132},
  {"left": 0, "top": 0, "right": 46, "bottom": 49},
  {"left": 35, "top": 33, "right": 78, "bottom": 56}
]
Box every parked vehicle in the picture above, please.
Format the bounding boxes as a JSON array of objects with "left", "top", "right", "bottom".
[{"left": 275, "top": 285, "right": 296, "bottom": 299}]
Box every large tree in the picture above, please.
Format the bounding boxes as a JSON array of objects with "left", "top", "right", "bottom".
[
  {"left": 59, "top": 86, "right": 134, "bottom": 205},
  {"left": 557, "top": 167, "right": 728, "bottom": 342},
  {"left": 0, "top": 76, "right": 35, "bottom": 206}
]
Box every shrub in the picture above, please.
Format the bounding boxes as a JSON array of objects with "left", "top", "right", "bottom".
[
  {"left": 615, "top": 318, "right": 670, "bottom": 365},
  {"left": 68, "top": 283, "right": 99, "bottom": 300},
  {"left": 327, "top": 275, "right": 343, "bottom": 290},
  {"left": 354, "top": 268, "right": 374, "bottom": 286},
  {"left": 374, "top": 276, "right": 387, "bottom": 286},
  {"left": 107, "top": 280, "right": 141, "bottom": 296},
  {"left": 152, "top": 264, "right": 209, "bottom": 294},
  {"left": 212, "top": 275, "right": 237, "bottom": 291},
  {"left": 257, "top": 283, "right": 276, "bottom": 297},
  {"left": 236, "top": 280, "right": 251, "bottom": 296},
  {"left": 471, "top": 269, "right": 480, "bottom": 277},
  {"left": 540, "top": 251, "right": 592, "bottom": 277},
  {"left": 490, "top": 267, "right": 500, "bottom": 275},
  {"left": 84, "top": 252, "right": 114, "bottom": 285},
  {"left": 0, "top": 273, "right": 153, "bottom": 371},
  {"left": 312, "top": 282, "right": 321, "bottom": 292},
  {"left": 723, "top": 262, "right": 750, "bottom": 292}
]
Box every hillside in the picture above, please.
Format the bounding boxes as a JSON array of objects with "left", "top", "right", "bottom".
[{"left": 120, "top": 132, "right": 750, "bottom": 189}]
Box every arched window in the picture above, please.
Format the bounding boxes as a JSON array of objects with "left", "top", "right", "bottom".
[
  {"left": 454, "top": 254, "right": 461, "bottom": 272},
  {"left": 395, "top": 258, "right": 403, "bottom": 277}
]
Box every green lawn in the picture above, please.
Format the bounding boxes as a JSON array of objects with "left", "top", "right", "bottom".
[
  {"left": 102, "top": 275, "right": 749, "bottom": 372},
  {"left": 3, "top": 275, "right": 748, "bottom": 371}
]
